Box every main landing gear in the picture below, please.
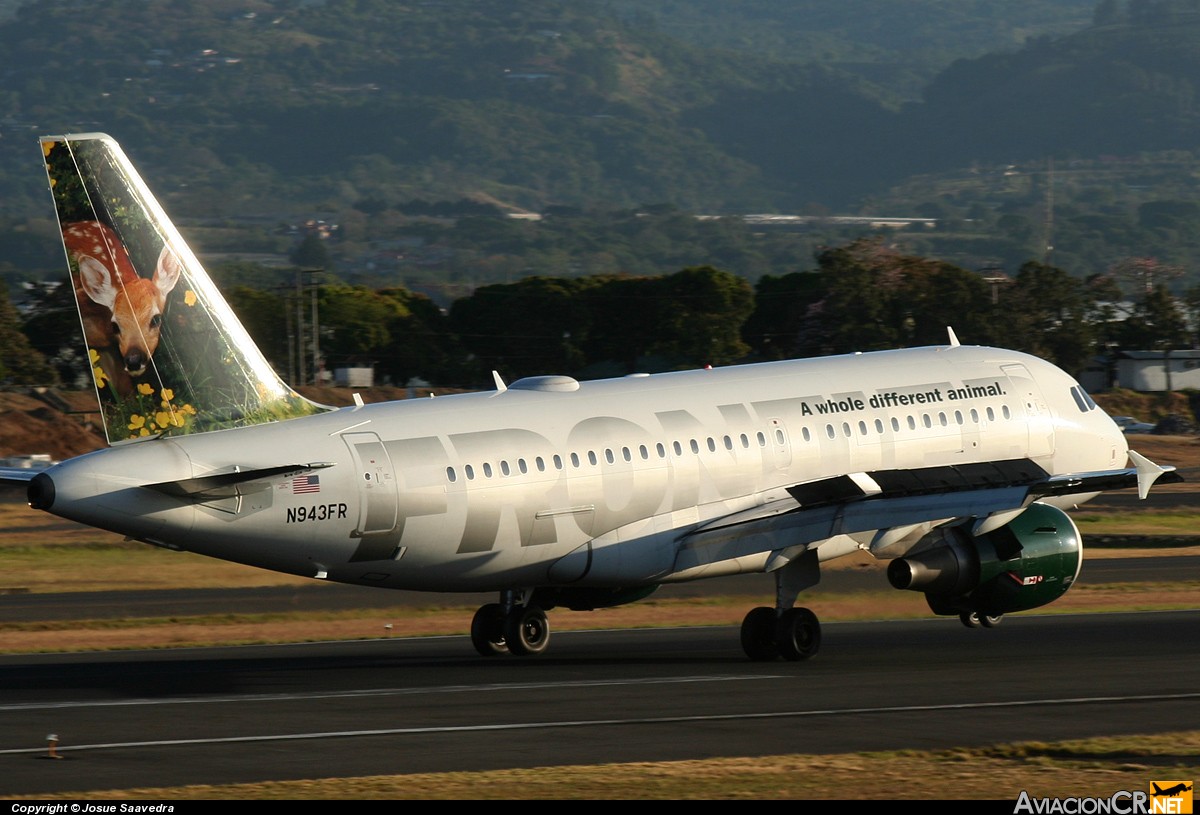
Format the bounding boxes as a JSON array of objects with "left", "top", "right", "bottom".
[
  {"left": 959, "top": 610, "right": 1003, "bottom": 629},
  {"left": 740, "top": 548, "right": 823, "bottom": 661},
  {"left": 470, "top": 591, "right": 551, "bottom": 657},
  {"left": 740, "top": 605, "right": 821, "bottom": 661}
]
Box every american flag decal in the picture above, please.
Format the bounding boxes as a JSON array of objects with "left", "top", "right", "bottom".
[{"left": 292, "top": 475, "right": 321, "bottom": 494}]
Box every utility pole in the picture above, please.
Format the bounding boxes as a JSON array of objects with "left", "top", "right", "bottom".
[{"left": 292, "top": 267, "right": 323, "bottom": 386}]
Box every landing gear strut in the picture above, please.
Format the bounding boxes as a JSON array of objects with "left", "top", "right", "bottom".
[
  {"left": 471, "top": 591, "right": 550, "bottom": 657},
  {"left": 740, "top": 548, "right": 823, "bottom": 661}
]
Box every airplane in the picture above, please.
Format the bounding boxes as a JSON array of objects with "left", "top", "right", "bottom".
[
  {"left": 1152, "top": 783, "right": 1192, "bottom": 797},
  {"left": 1, "top": 132, "right": 1183, "bottom": 661}
]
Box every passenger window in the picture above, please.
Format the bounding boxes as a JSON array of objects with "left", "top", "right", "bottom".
[
  {"left": 673, "top": 441, "right": 683, "bottom": 456},
  {"left": 740, "top": 433, "right": 749, "bottom": 448},
  {"left": 483, "top": 462, "right": 493, "bottom": 478},
  {"left": 588, "top": 451, "right": 598, "bottom": 466},
  {"left": 802, "top": 427, "right": 811, "bottom": 442},
  {"left": 553, "top": 454, "right": 563, "bottom": 470},
  {"left": 465, "top": 464, "right": 475, "bottom": 481},
  {"left": 500, "top": 461, "right": 510, "bottom": 476},
  {"left": 518, "top": 459, "right": 528, "bottom": 474},
  {"left": 446, "top": 467, "right": 457, "bottom": 483},
  {"left": 605, "top": 449, "right": 614, "bottom": 464},
  {"left": 875, "top": 419, "right": 884, "bottom": 433},
  {"left": 657, "top": 443, "right": 666, "bottom": 458},
  {"left": 757, "top": 432, "right": 766, "bottom": 447},
  {"left": 858, "top": 420, "right": 868, "bottom": 435},
  {"left": 826, "top": 424, "right": 835, "bottom": 439},
  {"left": 891, "top": 417, "right": 900, "bottom": 432},
  {"left": 570, "top": 452, "right": 580, "bottom": 468},
  {"left": 1003, "top": 405, "right": 1012, "bottom": 420},
  {"left": 536, "top": 456, "right": 546, "bottom": 472},
  {"left": 690, "top": 439, "right": 700, "bottom": 454},
  {"left": 639, "top": 445, "right": 648, "bottom": 460}
]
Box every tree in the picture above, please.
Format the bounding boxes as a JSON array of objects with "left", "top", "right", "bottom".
[
  {"left": 1004, "top": 262, "right": 1099, "bottom": 377},
  {"left": 742, "top": 271, "right": 826, "bottom": 360},
  {"left": 2, "top": 284, "right": 57, "bottom": 387},
  {"left": 1120, "top": 283, "right": 1189, "bottom": 351}
]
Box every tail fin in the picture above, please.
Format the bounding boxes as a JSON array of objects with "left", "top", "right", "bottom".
[{"left": 41, "top": 133, "right": 327, "bottom": 443}]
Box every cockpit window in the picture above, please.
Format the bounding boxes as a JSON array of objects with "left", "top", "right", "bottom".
[{"left": 1070, "top": 385, "right": 1097, "bottom": 413}]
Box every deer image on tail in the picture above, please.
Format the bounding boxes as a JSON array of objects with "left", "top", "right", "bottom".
[{"left": 64, "top": 220, "right": 181, "bottom": 397}]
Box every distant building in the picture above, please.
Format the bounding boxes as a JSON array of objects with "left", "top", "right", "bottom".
[
  {"left": 1116, "top": 350, "right": 1200, "bottom": 391},
  {"left": 334, "top": 365, "right": 374, "bottom": 388}
]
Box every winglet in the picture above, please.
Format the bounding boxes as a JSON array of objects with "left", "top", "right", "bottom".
[
  {"left": 947, "top": 326, "right": 960, "bottom": 347},
  {"left": 1129, "top": 450, "right": 1173, "bottom": 500}
]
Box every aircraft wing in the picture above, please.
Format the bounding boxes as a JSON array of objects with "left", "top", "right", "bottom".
[{"left": 674, "top": 454, "right": 1181, "bottom": 572}]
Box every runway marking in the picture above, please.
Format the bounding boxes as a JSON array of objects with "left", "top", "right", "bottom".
[
  {"left": 0, "top": 674, "right": 786, "bottom": 712},
  {"left": 2, "top": 692, "right": 1198, "bottom": 756}
]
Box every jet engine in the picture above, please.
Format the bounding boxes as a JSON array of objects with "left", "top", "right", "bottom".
[{"left": 886, "top": 502, "right": 1082, "bottom": 620}]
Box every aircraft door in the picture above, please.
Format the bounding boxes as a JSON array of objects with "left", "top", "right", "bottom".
[
  {"left": 1002, "top": 363, "right": 1055, "bottom": 458},
  {"left": 342, "top": 431, "right": 399, "bottom": 538}
]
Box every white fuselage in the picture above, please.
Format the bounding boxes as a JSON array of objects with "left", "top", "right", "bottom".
[{"left": 40, "top": 344, "right": 1128, "bottom": 593}]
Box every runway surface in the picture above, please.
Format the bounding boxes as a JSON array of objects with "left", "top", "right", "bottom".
[
  {"left": 1, "top": 603, "right": 1198, "bottom": 796},
  {"left": 0, "top": 553, "right": 1194, "bottom": 622}
]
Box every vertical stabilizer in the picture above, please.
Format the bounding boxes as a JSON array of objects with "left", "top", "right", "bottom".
[{"left": 42, "top": 133, "right": 327, "bottom": 443}]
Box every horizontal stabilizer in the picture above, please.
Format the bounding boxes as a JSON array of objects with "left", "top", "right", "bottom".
[
  {"left": 0, "top": 467, "right": 46, "bottom": 485},
  {"left": 145, "top": 462, "right": 334, "bottom": 500}
]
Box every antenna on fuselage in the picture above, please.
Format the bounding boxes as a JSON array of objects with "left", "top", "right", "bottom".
[
  {"left": 947, "top": 326, "right": 961, "bottom": 347},
  {"left": 492, "top": 370, "right": 507, "bottom": 392}
]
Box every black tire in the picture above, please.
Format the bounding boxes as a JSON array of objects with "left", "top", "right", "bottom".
[
  {"left": 979, "top": 613, "right": 1003, "bottom": 628},
  {"left": 505, "top": 605, "right": 550, "bottom": 656},
  {"left": 959, "top": 611, "right": 981, "bottom": 629},
  {"left": 740, "top": 606, "right": 779, "bottom": 661},
  {"left": 470, "top": 602, "right": 508, "bottom": 657},
  {"left": 775, "top": 607, "right": 821, "bottom": 661}
]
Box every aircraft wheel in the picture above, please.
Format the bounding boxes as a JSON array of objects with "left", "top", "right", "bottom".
[
  {"left": 505, "top": 605, "right": 550, "bottom": 656},
  {"left": 775, "top": 607, "right": 821, "bottom": 661},
  {"left": 740, "top": 606, "right": 779, "bottom": 661},
  {"left": 959, "top": 611, "right": 981, "bottom": 629},
  {"left": 470, "top": 602, "right": 508, "bottom": 657},
  {"left": 979, "top": 613, "right": 1003, "bottom": 628}
]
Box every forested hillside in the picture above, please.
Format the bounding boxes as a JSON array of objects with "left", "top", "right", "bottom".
[{"left": 3, "top": 0, "right": 1200, "bottom": 293}]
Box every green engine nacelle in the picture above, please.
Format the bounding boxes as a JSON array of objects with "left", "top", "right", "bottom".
[{"left": 886, "top": 502, "right": 1083, "bottom": 617}]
